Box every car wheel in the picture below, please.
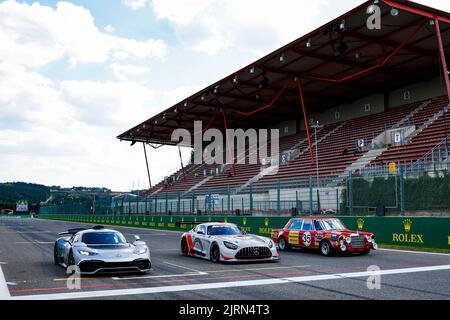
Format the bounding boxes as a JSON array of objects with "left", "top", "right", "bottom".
[
  {"left": 181, "top": 238, "right": 188, "bottom": 256},
  {"left": 67, "top": 250, "right": 75, "bottom": 273},
  {"left": 319, "top": 240, "right": 332, "bottom": 256},
  {"left": 53, "top": 244, "right": 59, "bottom": 265},
  {"left": 278, "top": 236, "right": 291, "bottom": 251},
  {"left": 210, "top": 244, "right": 220, "bottom": 263}
]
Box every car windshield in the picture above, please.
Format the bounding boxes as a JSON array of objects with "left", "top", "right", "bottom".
[
  {"left": 81, "top": 232, "right": 126, "bottom": 245},
  {"left": 207, "top": 225, "right": 242, "bottom": 236},
  {"left": 319, "top": 219, "right": 346, "bottom": 231}
]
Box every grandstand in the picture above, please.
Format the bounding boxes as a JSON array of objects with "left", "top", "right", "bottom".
[{"left": 117, "top": 0, "right": 449, "bottom": 216}]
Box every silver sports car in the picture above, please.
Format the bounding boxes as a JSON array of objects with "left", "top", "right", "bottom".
[
  {"left": 54, "top": 225, "right": 151, "bottom": 274},
  {"left": 180, "top": 222, "right": 280, "bottom": 262}
]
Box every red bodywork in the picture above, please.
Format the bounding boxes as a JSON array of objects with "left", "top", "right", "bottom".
[{"left": 271, "top": 217, "right": 376, "bottom": 254}]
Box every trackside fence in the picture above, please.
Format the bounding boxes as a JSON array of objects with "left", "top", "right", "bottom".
[{"left": 40, "top": 165, "right": 450, "bottom": 217}]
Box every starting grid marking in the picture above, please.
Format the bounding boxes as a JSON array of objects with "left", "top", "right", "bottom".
[
  {"left": 4, "top": 264, "right": 450, "bottom": 300},
  {"left": 52, "top": 264, "right": 311, "bottom": 282}
]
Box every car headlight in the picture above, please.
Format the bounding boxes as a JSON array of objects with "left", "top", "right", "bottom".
[
  {"left": 78, "top": 250, "right": 97, "bottom": 256},
  {"left": 134, "top": 247, "right": 148, "bottom": 255},
  {"left": 223, "top": 241, "right": 238, "bottom": 250},
  {"left": 345, "top": 237, "right": 351, "bottom": 244},
  {"left": 268, "top": 240, "right": 274, "bottom": 248}
]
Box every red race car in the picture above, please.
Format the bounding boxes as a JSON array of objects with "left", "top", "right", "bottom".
[{"left": 271, "top": 217, "right": 377, "bottom": 256}]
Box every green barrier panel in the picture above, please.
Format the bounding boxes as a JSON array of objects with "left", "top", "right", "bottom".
[{"left": 38, "top": 215, "right": 450, "bottom": 249}]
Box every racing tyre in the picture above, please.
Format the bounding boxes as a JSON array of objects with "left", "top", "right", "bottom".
[
  {"left": 278, "top": 236, "right": 291, "bottom": 251},
  {"left": 319, "top": 240, "right": 332, "bottom": 256},
  {"left": 53, "top": 244, "right": 59, "bottom": 265},
  {"left": 210, "top": 244, "right": 220, "bottom": 263},
  {"left": 67, "top": 250, "right": 75, "bottom": 273},
  {"left": 181, "top": 238, "right": 188, "bottom": 256}
]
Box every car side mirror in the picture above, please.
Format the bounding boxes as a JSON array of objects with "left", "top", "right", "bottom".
[{"left": 134, "top": 235, "right": 141, "bottom": 242}]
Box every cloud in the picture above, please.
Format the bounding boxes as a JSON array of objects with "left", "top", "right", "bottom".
[
  {"left": 0, "top": 0, "right": 167, "bottom": 67},
  {"left": 150, "top": 0, "right": 450, "bottom": 56},
  {"left": 110, "top": 63, "right": 151, "bottom": 81},
  {"left": 60, "top": 80, "right": 156, "bottom": 127},
  {"left": 414, "top": 0, "right": 450, "bottom": 12},
  {"left": 0, "top": 60, "right": 184, "bottom": 190},
  {"left": 104, "top": 24, "right": 115, "bottom": 33},
  {"left": 150, "top": 0, "right": 350, "bottom": 55},
  {"left": 122, "top": 0, "right": 151, "bottom": 11},
  {"left": 0, "top": 1, "right": 176, "bottom": 190}
]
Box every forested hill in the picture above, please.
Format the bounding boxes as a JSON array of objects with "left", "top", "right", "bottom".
[{"left": 0, "top": 182, "right": 51, "bottom": 208}]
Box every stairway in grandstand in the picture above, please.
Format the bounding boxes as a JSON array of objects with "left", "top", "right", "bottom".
[
  {"left": 194, "top": 129, "right": 312, "bottom": 192},
  {"left": 236, "top": 121, "right": 346, "bottom": 192},
  {"left": 329, "top": 148, "right": 387, "bottom": 186},
  {"left": 391, "top": 99, "right": 431, "bottom": 129},
  {"left": 370, "top": 95, "right": 450, "bottom": 166}
]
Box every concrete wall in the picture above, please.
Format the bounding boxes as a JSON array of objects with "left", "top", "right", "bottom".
[
  {"left": 296, "top": 76, "right": 446, "bottom": 131},
  {"left": 389, "top": 76, "right": 447, "bottom": 108},
  {"left": 271, "top": 119, "right": 297, "bottom": 137}
]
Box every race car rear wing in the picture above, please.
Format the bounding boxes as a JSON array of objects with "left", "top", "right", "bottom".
[{"left": 58, "top": 225, "right": 104, "bottom": 236}]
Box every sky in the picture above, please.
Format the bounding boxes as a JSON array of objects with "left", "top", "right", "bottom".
[{"left": 0, "top": 0, "right": 448, "bottom": 191}]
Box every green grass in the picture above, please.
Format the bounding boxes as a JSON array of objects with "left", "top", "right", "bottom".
[{"left": 379, "top": 243, "right": 450, "bottom": 254}]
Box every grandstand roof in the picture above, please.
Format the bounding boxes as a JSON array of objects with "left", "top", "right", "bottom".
[{"left": 118, "top": 0, "right": 450, "bottom": 146}]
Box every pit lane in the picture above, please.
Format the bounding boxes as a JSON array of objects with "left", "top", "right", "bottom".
[{"left": 0, "top": 217, "right": 449, "bottom": 300}]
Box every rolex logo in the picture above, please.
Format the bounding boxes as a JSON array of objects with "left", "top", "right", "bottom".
[
  {"left": 264, "top": 218, "right": 269, "bottom": 227},
  {"left": 357, "top": 218, "right": 364, "bottom": 230},
  {"left": 403, "top": 219, "right": 412, "bottom": 233},
  {"left": 243, "top": 217, "right": 247, "bottom": 226}
]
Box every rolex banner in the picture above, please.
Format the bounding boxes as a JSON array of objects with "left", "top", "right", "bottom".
[{"left": 16, "top": 200, "right": 28, "bottom": 212}]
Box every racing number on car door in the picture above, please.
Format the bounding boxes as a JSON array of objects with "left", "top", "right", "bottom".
[
  {"left": 300, "top": 220, "right": 315, "bottom": 248},
  {"left": 301, "top": 232, "right": 312, "bottom": 247}
]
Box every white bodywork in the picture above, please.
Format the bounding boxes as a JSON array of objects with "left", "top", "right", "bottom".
[{"left": 181, "top": 222, "right": 280, "bottom": 262}]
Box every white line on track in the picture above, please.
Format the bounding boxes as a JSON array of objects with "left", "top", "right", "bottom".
[
  {"left": 163, "top": 261, "right": 208, "bottom": 274},
  {"left": 379, "top": 248, "right": 450, "bottom": 256},
  {"left": 112, "top": 272, "right": 206, "bottom": 281},
  {"left": 0, "top": 264, "right": 11, "bottom": 299},
  {"left": 0, "top": 231, "right": 52, "bottom": 234},
  {"left": 8, "top": 264, "right": 450, "bottom": 300},
  {"left": 14, "top": 241, "right": 54, "bottom": 244}
]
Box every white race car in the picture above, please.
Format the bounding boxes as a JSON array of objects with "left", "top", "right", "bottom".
[{"left": 180, "top": 222, "right": 280, "bottom": 262}]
